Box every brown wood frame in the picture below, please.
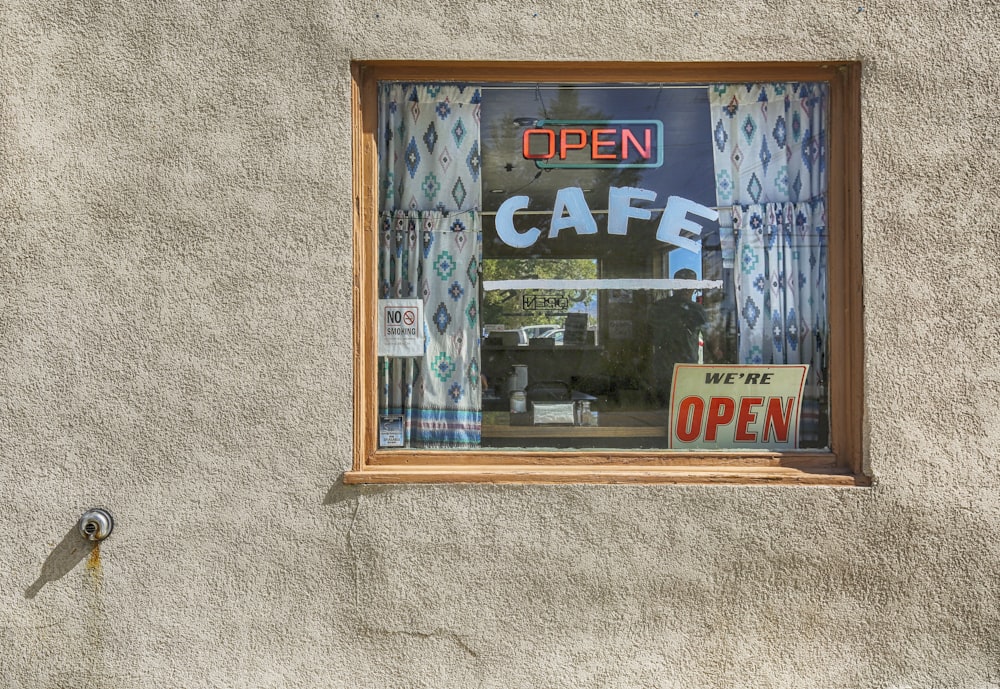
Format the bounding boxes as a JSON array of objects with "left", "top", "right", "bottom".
[{"left": 347, "top": 61, "right": 866, "bottom": 486}]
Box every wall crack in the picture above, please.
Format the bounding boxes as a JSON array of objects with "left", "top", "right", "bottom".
[
  {"left": 362, "top": 626, "right": 480, "bottom": 659},
  {"left": 346, "top": 495, "right": 364, "bottom": 614}
]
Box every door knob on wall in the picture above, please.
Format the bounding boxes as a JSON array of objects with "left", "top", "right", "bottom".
[{"left": 78, "top": 509, "right": 114, "bottom": 541}]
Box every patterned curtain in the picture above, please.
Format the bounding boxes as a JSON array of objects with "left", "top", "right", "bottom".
[
  {"left": 378, "top": 84, "right": 483, "bottom": 448},
  {"left": 709, "top": 83, "right": 828, "bottom": 445}
]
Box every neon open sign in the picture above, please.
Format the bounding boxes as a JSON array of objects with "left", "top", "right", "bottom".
[{"left": 522, "top": 119, "right": 663, "bottom": 169}]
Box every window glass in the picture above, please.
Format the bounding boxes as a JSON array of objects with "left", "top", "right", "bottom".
[{"left": 376, "top": 81, "right": 829, "bottom": 452}]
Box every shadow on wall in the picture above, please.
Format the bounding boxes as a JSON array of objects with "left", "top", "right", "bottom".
[
  {"left": 25, "top": 526, "right": 97, "bottom": 599},
  {"left": 323, "top": 475, "right": 395, "bottom": 506}
]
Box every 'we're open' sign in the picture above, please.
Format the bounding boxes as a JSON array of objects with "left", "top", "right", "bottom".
[{"left": 668, "top": 365, "right": 809, "bottom": 450}]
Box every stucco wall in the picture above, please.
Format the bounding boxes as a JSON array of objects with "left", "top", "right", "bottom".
[{"left": 1, "top": 1, "right": 998, "bottom": 687}]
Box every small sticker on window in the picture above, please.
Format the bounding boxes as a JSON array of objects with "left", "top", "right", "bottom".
[{"left": 379, "top": 415, "right": 405, "bottom": 448}]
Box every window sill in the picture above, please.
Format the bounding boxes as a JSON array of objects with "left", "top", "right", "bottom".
[{"left": 344, "top": 464, "right": 870, "bottom": 486}]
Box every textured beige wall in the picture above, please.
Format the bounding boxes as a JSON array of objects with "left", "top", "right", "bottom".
[{"left": 1, "top": 1, "right": 998, "bottom": 687}]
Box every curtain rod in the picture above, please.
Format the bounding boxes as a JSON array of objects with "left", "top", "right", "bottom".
[
  {"left": 481, "top": 84, "right": 710, "bottom": 90},
  {"left": 484, "top": 278, "right": 723, "bottom": 291},
  {"left": 480, "top": 206, "right": 728, "bottom": 216}
]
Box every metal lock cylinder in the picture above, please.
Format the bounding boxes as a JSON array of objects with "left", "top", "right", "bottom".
[{"left": 78, "top": 508, "right": 114, "bottom": 541}]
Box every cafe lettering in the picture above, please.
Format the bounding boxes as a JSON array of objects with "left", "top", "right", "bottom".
[{"left": 494, "top": 185, "right": 719, "bottom": 250}]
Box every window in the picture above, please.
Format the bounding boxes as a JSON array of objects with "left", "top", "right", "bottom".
[{"left": 348, "top": 62, "right": 864, "bottom": 485}]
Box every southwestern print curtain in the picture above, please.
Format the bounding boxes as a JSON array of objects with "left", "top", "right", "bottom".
[
  {"left": 378, "top": 84, "right": 483, "bottom": 447},
  {"left": 710, "top": 83, "right": 829, "bottom": 444}
]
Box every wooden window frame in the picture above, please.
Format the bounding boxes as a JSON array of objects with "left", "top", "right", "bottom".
[{"left": 346, "top": 61, "right": 866, "bottom": 486}]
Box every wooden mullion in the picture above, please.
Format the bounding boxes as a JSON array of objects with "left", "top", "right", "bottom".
[
  {"left": 843, "top": 62, "right": 866, "bottom": 476},
  {"left": 823, "top": 62, "right": 865, "bottom": 477},
  {"left": 352, "top": 63, "right": 380, "bottom": 472},
  {"left": 360, "top": 61, "right": 852, "bottom": 85},
  {"left": 825, "top": 64, "right": 848, "bottom": 471}
]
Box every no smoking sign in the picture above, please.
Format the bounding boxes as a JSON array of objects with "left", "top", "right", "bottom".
[{"left": 378, "top": 299, "right": 424, "bottom": 357}]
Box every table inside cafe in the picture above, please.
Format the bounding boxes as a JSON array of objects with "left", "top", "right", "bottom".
[
  {"left": 481, "top": 407, "right": 668, "bottom": 449},
  {"left": 480, "top": 321, "right": 672, "bottom": 448}
]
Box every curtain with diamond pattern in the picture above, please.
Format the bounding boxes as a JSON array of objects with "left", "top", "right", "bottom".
[
  {"left": 378, "top": 84, "right": 483, "bottom": 448},
  {"left": 709, "top": 83, "right": 829, "bottom": 445}
]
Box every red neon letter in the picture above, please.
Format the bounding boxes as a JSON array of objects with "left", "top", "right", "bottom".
[
  {"left": 591, "top": 128, "right": 617, "bottom": 160},
  {"left": 522, "top": 129, "right": 555, "bottom": 160},
  {"left": 763, "top": 397, "right": 795, "bottom": 443},
  {"left": 675, "top": 396, "right": 704, "bottom": 442},
  {"left": 559, "top": 129, "right": 588, "bottom": 159},
  {"left": 704, "top": 396, "right": 736, "bottom": 441},
  {"left": 735, "top": 396, "right": 764, "bottom": 442},
  {"left": 622, "top": 128, "right": 652, "bottom": 160}
]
